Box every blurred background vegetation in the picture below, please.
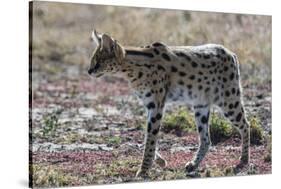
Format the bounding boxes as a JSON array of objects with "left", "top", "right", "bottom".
[{"left": 31, "top": 1, "right": 271, "bottom": 85}]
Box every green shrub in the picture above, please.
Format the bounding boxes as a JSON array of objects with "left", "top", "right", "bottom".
[
  {"left": 210, "top": 113, "right": 233, "bottom": 144},
  {"left": 249, "top": 116, "right": 264, "bottom": 145},
  {"left": 162, "top": 108, "right": 196, "bottom": 136}
]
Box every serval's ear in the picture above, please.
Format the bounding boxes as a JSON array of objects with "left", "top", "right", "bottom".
[
  {"left": 113, "top": 40, "right": 125, "bottom": 65},
  {"left": 101, "top": 33, "right": 115, "bottom": 53},
  {"left": 91, "top": 29, "right": 101, "bottom": 49}
]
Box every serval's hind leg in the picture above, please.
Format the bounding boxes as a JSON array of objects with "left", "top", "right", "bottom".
[
  {"left": 185, "top": 105, "right": 211, "bottom": 173},
  {"left": 223, "top": 99, "right": 250, "bottom": 169}
]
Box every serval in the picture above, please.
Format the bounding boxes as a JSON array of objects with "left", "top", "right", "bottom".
[{"left": 88, "top": 30, "right": 250, "bottom": 178}]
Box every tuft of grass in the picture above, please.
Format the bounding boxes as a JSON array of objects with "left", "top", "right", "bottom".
[
  {"left": 210, "top": 113, "right": 233, "bottom": 145},
  {"left": 162, "top": 108, "right": 196, "bottom": 136},
  {"left": 107, "top": 136, "right": 122, "bottom": 146},
  {"left": 41, "top": 109, "right": 62, "bottom": 137},
  {"left": 249, "top": 116, "right": 264, "bottom": 145},
  {"left": 31, "top": 164, "right": 78, "bottom": 188}
]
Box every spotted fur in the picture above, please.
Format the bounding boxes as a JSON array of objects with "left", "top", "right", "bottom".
[{"left": 88, "top": 30, "right": 250, "bottom": 177}]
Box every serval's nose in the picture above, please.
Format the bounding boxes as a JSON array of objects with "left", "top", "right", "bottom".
[{"left": 88, "top": 68, "right": 94, "bottom": 75}]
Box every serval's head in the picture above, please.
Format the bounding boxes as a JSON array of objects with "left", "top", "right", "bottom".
[{"left": 88, "top": 30, "right": 125, "bottom": 77}]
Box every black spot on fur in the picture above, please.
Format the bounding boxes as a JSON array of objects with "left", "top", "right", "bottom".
[
  {"left": 195, "top": 112, "right": 201, "bottom": 117},
  {"left": 229, "top": 72, "right": 235, "bottom": 80},
  {"left": 223, "top": 77, "right": 227, "bottom": 82},
  {"left": 191, "top": 61, "right": 198, "bottom": 68},
  {"left": 153, "top": 80, "right": 157, "bottom": 85},
  {"left": 189, "top": 75, "right": 195, "bottom": 80},
  {"left": 178, "top": 80, "right": 184, "bottom": 85},
  {"left": 157, "top": 65, "right": 166, "bottom": 71},
  {"left": 225, "top": 90, "right": 230, "bottom": 97},
  {"left": 236, "top": 112, "right": 242, "bottom": 122},
  {"left": 138, "top": 72, "right": 143, "bottom": 79},
  {"left": 150, "top": 141, "right": 155, "bottom": 145},
  {"left": 228, "top": 111, "right": 234, "bottom": 116},
  {"left": 147, "top": 102, "right": 156, "bottom": 109},
  {"left": 201, "top": 116, "right": 208, "bottom": 124},
  {"left": 156, "top": 113, "right": 162, "bottom": 120},
  {"left": 229, "top": 103, "right": 233, "bottom": 109},
  {"left": 147, "top": 122, "right": 152, "bottom": 132},
  {"left": 152, "top": 129, "right": 159, "bottom": 135},
  {"left": 237, "top": 90, "right": 240, "bottom": 96},
  {"left": 175, "top": 52, "right": 191, "bottom": 61},
  {"left": 224, "top": 66, "right": 229, "bottom": 72},
  {"left": 187, "top": 84, "right": 192, "bottom": 89},
  {"left": 198, "top": 126, "right": 203, "bottom": 132},
  {"left": 179, "top": 72, "right": 187, "bottom": 77},
  {"left": 231, "top": 88, "right": 236, "bottom": 94},
  {"left": 171, "top": 66, "right": 178, "bottom": 72},
  {"left": 126, "top": 50, "right": 154, "bottom": 58},
  {"left": 205, "top": 87, "right": 210, "bottom": 93},
  {"left": 211, "top": 61, "right": 216, "bottom": 67},
  {"left": 151, "top": 117, "right": 156, "bottom": 123},
  {"left": 131, "top": 78, "right": 137, "bottom": 82},
  {"left": 145, "top": 92, "right": 151, "bottom": 97},
  {"left": 162, "top": 53, "right": 171, "bottom": 61},
  {"left": 198, "top": 85, "right": 203, "bottom": 90}
]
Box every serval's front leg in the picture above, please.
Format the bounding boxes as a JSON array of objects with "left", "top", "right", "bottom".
[{"left": 136, "top": 104, "right": 164, "bottom": 178}]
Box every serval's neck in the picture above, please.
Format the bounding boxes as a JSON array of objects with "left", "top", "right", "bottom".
[{"left": 119, "top": 47, "right": 157, "bottom": 83}]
